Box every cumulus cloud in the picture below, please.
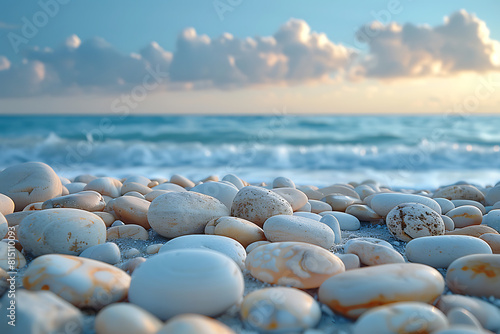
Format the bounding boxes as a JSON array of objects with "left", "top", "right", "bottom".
[{"left": 356, "top": 10, "right": 500, "bottom": 77}]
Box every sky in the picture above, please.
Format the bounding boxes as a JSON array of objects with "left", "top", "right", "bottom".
[{"left": 0, "top": 0, "right": 499, "bottom": 114}]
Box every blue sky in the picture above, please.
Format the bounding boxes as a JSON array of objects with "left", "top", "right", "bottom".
[{"left": 1, "top": 0, "right": 499, "bottom": 113}]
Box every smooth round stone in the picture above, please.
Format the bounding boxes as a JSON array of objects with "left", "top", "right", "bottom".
[
  {"left": 486, "top": 186, "right": 500, "bottom": 205},
  {"left": 320, "top": 214, "right": 342, "bottom": 243},
  {"left": 4, "top": 211, "right": 33, "bottom": 228},
  {"left": 0, "top": 213, "right": 7, "bottom": 239},
  {"left": 336, "top": 253, "right": 361, "bottom": 270},
  {"left": 190, "top": 181, "right": 238, "bottom": 209},
  {"left": 433, "top": 325, "right": 490, "bottom": 333},
  {"left": 451, "top": 200, "right": 486, "bottom": 214},
  {"left": 263, "top": 215, "right": 335, "bottom": 249},
  {"left": 111, "top": 196, "right": 150, "bottom": 229},
  {"left": 121, "top": 257, "right": 146, "bottom": 275},
  {"left": 273, "top": 176, "right": 295, "bottom": 188},
  {"left": 446, "top": 308, "right": 483, "bottom": 331},
  {"left": 344, "top": 239, "right": 404, "bottom": 266},
  {"left": 308, "top": 199, "right": 331, "bottom": 213},
  {"left": 123, "top": 175, "right": 151, "bottom": 186},
  {"left": 354, "top": 184, "right": 377, "bottom": 200},
  {"left": 122, "top": 191, "right": 146, "bottom": 199},
  {"left": 95, "top": 303, "right": 163, "bottom": 334},
  {"left": 319, "top": 263, "right": 445, "bottom": 319},
  {"left": 0, "top": 290, "right": 83, "bottom": 334},
  {"left": 322, "top": 195, "right": 362, "bottom": 212},
  {"left": 23, "top": 254, "right": 131, "bottom": 309},
  {"left": 240, "top": 287, "right": 321, "bottom": 333},
  {"left": 434, "top": 185, "right": 485, "bottom": 202},
  {"left": 482, "top": 210, "right": 500, "bottom": 232},
  {"left": 370, "top": 193, "right": 442, "bottom": 217},
  {"left": 146, "top": 244, "right": 162, "bottom": 254},
  {"left": 170, "top": 174, "right": 195, "bottom": 189},
  {"left": 446, "top": 206, "right": 483, "bottom": 228},
  {"left": 406, "top": 235, "right": 492, "bottom": 268},
  {"left": 318, "top": 184, "right": 360, "bottom": 198},
  {"left": 318, "top": 211, "right": 361, "bottom": 231},
  {"left": 107, "top": 224, "right": 149, "bottom": 240},
  {"left": 0, "top": 162, "right": 62, "bottom": 211},
  {"left": 352, "top": 302, "right": 448, "bottom": 334},
  {"left": 246, "top": 240, "right": 271, "bottom": 253},
  {"left": 222, "top": 174, "right": 245, "bottom": 190},
  {"left": 231, "top": 186, "right": 293, "bottom": 227},
  {"left": 272, "top": 187, "right": 308, "bottom": 211},
  {"left": 0, "top": 267, "right": 9, "bottom": 296},
  {"left": 246, "top": 242, "right": 345, "bottom": 289},
  {"left": 294, "top": 211, "right": 322, "bottom": 220},
  {"left": 160, "top": 234, "right": 246, "bottom": 269},
  {"left": 84, "top": 177, "right": 123, "bottom": 198},
  {"left": 41, "top": 191, "right": 106, "bottom": 212},
  {"left": 74, "top": 174, "right": 97, "bottom": 183},
  {"left": 65, "top": 182, "right": 87, "bottom": 194},
  {"left": 111, "top": 220, "right": 125, "bottom": 227},
  {"left": 0, "top": 193, "right": 14, "bottom": 215},
  {"left": 158, "top": 314, "right": 235, "bottom": 334},
  {"left": 447, "top": 254, "right": 500, "bottom": 298},
  {"left": 145, "top": 189, "right": 172, "bottom": 202},
  {"left": 298, "top": 186, "right": 324, "bottom": 200},
  {"left": 436, "top": 294, "right": 500, "bottom": 332},
  {"left": 435, "top": 198, "right": 456, "bottom": 214},
  {"left": 18, "top": 208, "right": 106, "bottom": 256},
  {"left": 92, "top": 211, "right": 115, "bottom": 227},
  {"left": 345, "top": 204, "right": 382, "bottom": 222},
  {"left": 446, "top": 225, "right": 499, "bottom": 237},
  {"left": 22, "top": 202, "right": 43, "bottom": 211},
  {"left": 205, "top": 216, "right": 266, "bottom": 248},
  {"left": 479, "top": 233, "right": 500, "bottom": 253},
  {"left": 80, "top": 242, "right": 121, "bottom": 265},
  {"left": 148, "top": 191, "right": 229, "bottom": 238},
  {"left": 296, "top": 201, "right": 312, "bottom": 212},
  {"left": 152, "top": 183, "right": 187, "bottom": 192},
  {"left": 443, "top": 215, "right": 455, "bottom": 231},
  {"left": 129, "top": 249, "right": 244, "bottom": 320},
  {"left": 120, "top": 182, "right": 152, "bottom": 195},
  {"left": 0, "top": 240, "right": 26, "bottom": 270},
  {"left": 386, "top": 203, "right": 445, "bottom": 242}
]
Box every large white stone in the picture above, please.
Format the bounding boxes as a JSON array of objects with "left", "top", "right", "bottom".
[
  {"left": 318, "top": 211, "right": 361, "bottom": 230},
  {"left": 190, "top": 181, "right": 238, "bottom": 209},
  {"left": 370, "top": 193, "right": 442, "bottom": 217}
]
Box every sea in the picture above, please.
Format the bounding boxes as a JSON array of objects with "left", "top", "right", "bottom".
[{"left": 1, "top": 115, "right": 500, "bottom": 189}]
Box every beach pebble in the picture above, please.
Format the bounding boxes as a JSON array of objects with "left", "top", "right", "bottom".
[
  {"left": 344, "top": 239, "right": 404, "bottom": 266},
  {"left": 145, "top": 189, "right": 172, "bottom": 202},
  {"left": 222, "top": 174, "right": 245, "bottom": 190},
  {"left": 92, "top": 211, "right": 115, "bottom": 227},
  {"left": 121, "top": 257, "right": 146, "bottom": 275},
  {"left": 0, "top": 193, "right": 15, "bottom": 215},
  {"left": 447, "top": 254, "right": 500, "bottom": 298},
  {"left": 146, "top": 243, "right": 162, "bottom": 254},
  {"left": 0, "top": 290, "right": 83, "bottom": 334},
  {"left": 272, "top": 176, "right": 295, "bottom": 188},
  {"left": 152, "top": 183, "right": 187, "bottom": 192},
  {"left": 23, "top": 254, "right": 131, "bottom": 308},
  {"left": 65, "top": 182, "right": 87, "bottom": 194},
  {"left": 318, "top": 263, "right": 445, "bottom": 319},
  {"left": 123, "top": 248, "right": 140, "bottom": 258},
  {"left": 0, "top": 162, "right": 62, "bottom": 211},
  {"left": 79, "top": 242, "right": 121, "bottom": 265},
  {"left": 336, "top": 253, "right": 361, "bottom": 270},
  {"left": 0, "top": 240, "right": 26, "bottom": 270},
  {"left": 320, "top": 214, "right": 342, "bottom": 243},
  {"left": 74, "top": 174, "right": 97, "bottom": 183},
  {"left": 0, "top": 214, "right": 7, "bottom": 238},
  {"left": 111, "top": 220, "right": 125, "bottom": 227},
  {"left": 352, "top": 302, "right": 448, "bottom": 334},
  {"left": 486, "top": 185, "right": 500, "bottom": 205},
  {"left": 95, "top": 303, "right": 163, "bottom": 334},
  {"left": 296, "top": 201, "right": 312, "bottom": 212},
  {"left": 434, "top": 185, "right": 485, "bottom": 202},
  {"left": 205, "top": 216, "right": 266, "bottom": 248},
  {"left": 451, "top": 200, "right": 486, "bottom": 214},
  {"left": 122, "top": 191, "right": 145, "bottom": 199},
  {"left": 107, "top": 224, "right": 149, "bottom": 240},
  {"left": 298, "top": 186, "right": 324, "bottom": 200},
  {"left": 170, "top": 174, "right": 195, "bottom": 189},
  {"left": 446, "top": 225, "right": 498, "bottom": 237},
  {"left": 84, "top": 177, "right": 123, "bottom": 198},
  {"left": 22, "top": 202, "right": 43, "bottom": 211},
  {"left": 111, "top": 196, "right": 150, "bottom": 229},
  {"left": 479, "top": 233, "right": 500, "bottom": 253},
  {"left": 123, "top": 175, "right": 151, "bottom": 186},
  {"left": 446, "top": 206, "right": 483, "bottom": 228},
  {"left": 159, "top": 234, "right": 246, "bottom": 270},
  {"left": 308, "top": 199, "right": 331, "bottom": 213},
  {"left": 435, "top": 198, "right": 456, "bottom": 214},
  {"left": 246, "top": 241, "right": 345, "bottom": 289},
  {"left": 345, "top": 204, "right": 383, "bottom": 222},
  {"left": 322, "top": 195, "right": 362, "bottom": 212},
  {"left": 158, "top": 314, "right": 235, "bottom": 334},
  {"left": 231, "top": 186, "right": 293, "bottom": 227},
  {"left": 120, "top": 182, "right": 152, "bottom": 196},
  {"left": 4, "top": 211, "right": 31, "bottom": 228},
  {"left": 129, "top": 249, "right": 244, "bottom": 320},
  {"left": 41, "top": 190, "right": 106, "bottom": 212},
  {"left": 370, "top": 193, "right": 442, "bottom": 217},
  {"left": 18, "top": 208, "right": 106, "bottom": 256},
  {"left": 263, "top": 215, "right": 335, "bottom": 249},
  {"left": 436, "top": 294, "right": 500, "bottom": 332},
  {"left": 446, "top": 308, "right": 484, "bottom": 331},
  {"left": 443, "top": 215, "right": 455, "bottom": 231},
  {"left": 405, "top": 235, "right": 492, "bottom": 268},
  {"left": 148, "top": 191, "right": 229, "bottom": 238},
  {"left": 318, "top": 184, "right": 359, "bottom": 198},
  {"left": 481, "top": 209, "right": 500, "bottom": 232},
  {"left": 0, "top": 268, "right": 8, "bottom": 295},
  {"left": 386, "top": 203, "right": 445, "bottom": 242},
  {"left": 246, "top": 240, "right": 271, "bottom": 253},
  {"left": 240, "top": 287, "right": 321, "bottom": 333},
  {"left": 354, "top": 184, "right": 377, "bottom": 200},
  {"left": 190, "top": 181, "right": 238, "bottom": 209},
  {"left": 318, "top": 211, "right": 361, "bottom": 230},
  {"left": 272, "top": 187, "right": 308, "bottom": 211}
]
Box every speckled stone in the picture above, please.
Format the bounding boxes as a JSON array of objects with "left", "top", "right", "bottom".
[
  {"left": 434, "top": 185, "right": 485, "bottom": 202},
  {"left": 386, "top": 203, "right": 445, "bottom": 242}
]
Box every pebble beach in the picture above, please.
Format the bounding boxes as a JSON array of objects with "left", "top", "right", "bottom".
[{"left": 1, "top": 161, "right": 500, "bottom": 334}]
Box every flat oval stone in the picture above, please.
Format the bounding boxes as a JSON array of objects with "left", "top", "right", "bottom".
[
  {"left": 318, "top": 211, "right": 361, "bottom": 230},
  {"left": 273, "top": 176, "right": 295, "bottom": 188},
  {"left": 386, "top": 203, "right": 445, "bottom": 242},
  {"left": 263, "top": 215, "right": 335, "bottom": 249},
  {"left": 446, "top": 225, "right": 498, "bottom": 237},
  {"left": 240, "top": 287, "right": 321, "bottom": 333},
  {"left": 354, "top": 184, "right": 376, "bottom": 200},
  {"left": 92, "top": 212, "right": 115, "bottom": 227},
  {"left": 406, "top": 235, "right": 492, "bottom": 268},
  {"left": 336, "top": 253, "right": 361, "bottom": 270},
  {"left": 434, "top": 185, "right": 485, "bottom": 202},
  {"left": 84, "top": 177, "right": 123, "bottom": 198},
  {"left": 0, "top": 162, "right": 62, "bottom": 211},
  {"left": 344, "top": 239, "right": 404, "bottom": 266},
  {"left": 120, "top": 182, "right": 152, "bottom": 196},
  {"left": 482, "top": 210, "right": 500, "bottom": 232},
  {"left": 446, "top": 206, "right": 483, "bottom": 228},
  {"left": 318, "top": 184, "right": 359, "bottom": 198},
  {"left": 231, "top": 186, "right": 293, "bottom": 227},
  {"left": 320, "top": 214, "right": 342, "bottom": 243},
  {"left": 23, "top": 254, "right": 131, "bottom": 309},
  {"left": 152, "top": 183, "right": 187, "bottom": 192},
  {"left": 442, "top": 215, "right": 455, "bottom": 231},
  {"left": 123, "top": 175, "right": 151, "bottom": 186},
  {"left": 352, "top": 302, "right": 448, "bottom": 334},
  {"left": 222, "top": 174, "right": 245, "bottom": 190},
  {"left": 129, "top": 249, "right": 244, "bottom": 320},
  {"left": 322, "top": 195, "right": 362, "bottom": 212},
  {"left": 18, "top": 208, "right": 106, "bottom": 256},
  {"left": 158, "top": 314, "right": 235, "bottom": 334},
  {"left": 170, "top": 174, "right": 195, "bottom": 189},
  {"left": 146, "top": 244, "right": 162, "bottom": 254},
  {"left": 435, "top": 198, "right": 455, "bottom": 214},
  {"left": 159, "top": 234, "right": 246, "bottom": 270},
  {"left": 479, "top": 233, "right": 500, "bottom": 253},
  {"left": 111, "top": 196, "right": 150, "bottom": 229},
  {"left": 80, "top": 242, "right": 121, "bottom": 265},
  {"left": 95, "top": 303, "right": 163, "bottom": 334},
  {"left": 205, "top": 216, "right": 266, "bottom": 248},
  {"left": 148, "top": 191, "right": 229, "bottom": 238},
  {"left": 308, "top": 200, "right": 331, "bottom": 213},
  {"left": 446, "top": 254, "right": 500, "bottom": 298},
  {"left": 319, "top": 263, "right": 445, "bottom": 319},
  {"left": 272, "top": 187, "right": 308, "bottom": 211},
  {"left": 298, "top": 186, "right": 324, "bottom": 200},
  {"left": 190, "top": 181, "right": 238, "bottom": 209},
  {"left": 246, "top": 242, "right": 345, "bottom": 289},
  {"left": 451, "top": 200, "right": 486, "bottom": 214},
  {"left": 445, "top": 308, "right": 483, "bottom": 331},
  {"left": 41, "top": 191, "right": 106, "bottom": 212},
  {"left": 370, "top": 193, "right": 442, "bottom": 217},
  {"left": 107, "top": 224, "right": 149, "bottom": 240},
  {"left": 0, "top": 193, "right": 14, "bottom": 215},
  {"left": 345, "top": 204, "right": 382, "bottom": 222}
]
